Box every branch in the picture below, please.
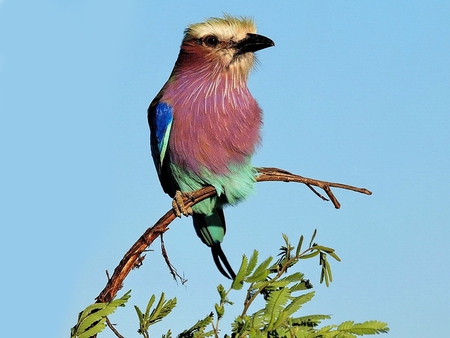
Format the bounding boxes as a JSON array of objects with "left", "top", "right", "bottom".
[
  {"left": 95, "top": 186, "right": 217, "bottom": 303},
  {"left": 94, "top": 167, "right": 371, "bottom": 305},
  {"left": 256, "top": 167, "right": 371, "bottom": 209}
]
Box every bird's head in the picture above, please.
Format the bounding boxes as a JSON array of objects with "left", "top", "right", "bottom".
[{"left": 176, "top": 15, "right": 274, "bottom": 79}]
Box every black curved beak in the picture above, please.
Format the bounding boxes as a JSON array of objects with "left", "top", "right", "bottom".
[{"left": 235, "top": 33, "right": 275, "bottom": 55}]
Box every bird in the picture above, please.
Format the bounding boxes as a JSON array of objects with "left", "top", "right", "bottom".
[{"left": 148, "top": 15, "right": 274, "bottom": 279}]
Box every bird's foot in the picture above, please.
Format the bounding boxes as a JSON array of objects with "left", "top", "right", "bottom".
[{"left": 172, "top": 190, "right": 193, "bottom": 217}]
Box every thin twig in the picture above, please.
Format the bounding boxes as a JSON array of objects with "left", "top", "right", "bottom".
[
  {"left": 161, "top": 233, "right": 188, "bottom": 284},
  {"left": 306, "top": 184, "right": 329, "bottom": 201},
  {"left": 105, "top": 317, "right": 124, "bottom": 338}
]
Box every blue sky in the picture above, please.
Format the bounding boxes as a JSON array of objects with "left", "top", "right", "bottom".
[{"left": 1, "top": 1, "right": 449, "bottom": 337}]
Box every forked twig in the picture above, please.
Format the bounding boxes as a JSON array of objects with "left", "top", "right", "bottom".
[{"left": 256, "top": 167, "right": 371, "bottom": 209}]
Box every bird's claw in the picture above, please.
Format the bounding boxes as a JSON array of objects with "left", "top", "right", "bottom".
[{"left": 172, "top": 190, "right": 193, "bottom": 217}]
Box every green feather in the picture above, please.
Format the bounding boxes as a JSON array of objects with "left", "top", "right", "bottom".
[{"left": 169, "top": 159, "right": 256, "bottom": 215}]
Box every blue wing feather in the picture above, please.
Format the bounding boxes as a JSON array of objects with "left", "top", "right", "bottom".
[{"left": 150, "top": 101, "right": 173, "bottom": 173}]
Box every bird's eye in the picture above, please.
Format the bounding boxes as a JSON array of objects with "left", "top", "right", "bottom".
[{"left": 203, "top": 35, "right": 219, "bottom": 47}]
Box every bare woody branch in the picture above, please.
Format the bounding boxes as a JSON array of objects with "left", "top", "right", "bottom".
[
  {"left": 256, "top": 167, "right": 371, "bottom": 209},
  {"left": 95, "top": 167, "right": 371, "bottom": 305}
]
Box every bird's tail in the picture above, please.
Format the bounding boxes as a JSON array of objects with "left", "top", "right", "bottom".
[{"left": 192, "top": 208, "right": 236, "bottom": 279}]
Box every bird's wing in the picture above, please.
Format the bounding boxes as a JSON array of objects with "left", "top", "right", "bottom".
[{"left": 149, "top": 101, "right": 173, "bottom": 173}]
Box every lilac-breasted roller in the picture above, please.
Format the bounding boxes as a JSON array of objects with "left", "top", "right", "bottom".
[{"left": 148, "top": 15, "right": 274, "bottom": 279}]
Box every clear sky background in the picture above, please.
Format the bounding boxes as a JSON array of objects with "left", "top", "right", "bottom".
[{"left": 1, "top": 1, "right": 449, "bottom": 337}]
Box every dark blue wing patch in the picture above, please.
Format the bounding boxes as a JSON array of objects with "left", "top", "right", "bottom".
[
  {"left": 155, "top": 102, "right": 173, "bottom": 152},
  {"left": 152, "top": 101, "right": 173, "bottom": 171}
]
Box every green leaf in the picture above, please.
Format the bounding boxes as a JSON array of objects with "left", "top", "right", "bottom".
[
  {"left": 296, "top": 235, "right": 304, "bottom": 257},
  {"left": 134, "top": 305, "right": 144, "bottom": 321},
  {"left": 325, "top": 258, "right": 333, "bottom": 283},
  {"left": 282, "top": 233, "right": 290, "bottom": 249},
  {"left": 75, "top": 303, "right": 107, "bottom": 334},
  {"left": 328, "top": 250, "right": 342, "bottom": 262},
  {"left": 266, "top": 279, "right": 291, "bottom": 289},
  {"left": 71, "top": 291, "right": 131, "bottom": 338},
  {"left": 144, "top": 294, "right": 156, "bottom": 318},
  {"left": 215, "top": 303, "right": 224, "bottom": 320},
  {"left": 76, "top": 320, "right": 107, "bottom": 338},
  {"left": 316, "top": 325, "right": 334, "bottom": 334},
  {"left": 134, "top": 292, "right": 177, "bottom": 337},
  {"left": 311, "top": 245, "right": 336, "bottom": 253},
  {"left": 338, "top": 320, "right": 355, "bottom": 331},
  {"left": 179, "top": 312, "right": 214, "bottom": 338},
  {"left": 278, "top": 272, "right": 305, "bottom": 285},
  {"left": 338, "top": 320, "right": 390, "bottom": 335},
  {"left": 320, "top": 260, "right": 330, "bottom": 287},
  {"left": 247, "top": 256, "right": 273, "bottom": 282},
  {"left": 298, "top": 250, "right": 320, "bottom": 260},
  {"left": 232, "top": 254, "right": 249, "bottom": 290},
  {"left": 246, "top": 250, "right": 259, "bottom": 276},
  {"left": 265, "top": 288, "right": 291, "bottom": 330},
  {"left": 319, "top": 253, "right": 334, "bottom": 287},
  {"left": 309, "top": 229, "right": 317, "bottom": 247},
  {"left": 148, "top": 294, "right": 177, "bottom": 325},
  {"left": 217, "top": 284, "right": 226, "bottom": 300},
  {"left": 283, "top": 291, "right": 315, "bottom": 317}
]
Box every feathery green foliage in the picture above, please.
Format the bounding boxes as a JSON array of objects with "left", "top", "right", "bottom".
[
  {"left": 133, "top": 232, "right": 388, "bottom": 338},
  {"left": 178, "top": 313, "right": 215, "bottom": 338},
  {"left": 73, "top": 232, "right": 388, "bottom": 338},
  {"left": 134, "top": 292, "right": 177, "bottom": 338},
  {"left": 70, "top": 290, "right": 131, "bottom": 338}
]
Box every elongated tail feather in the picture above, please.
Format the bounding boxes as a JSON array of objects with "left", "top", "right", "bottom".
[
  {"left": 211, "top": 242, "right": 236, "bottom": 279},
  {"left": 193, "top": 208, "right": 236, "bottom": 279}
]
